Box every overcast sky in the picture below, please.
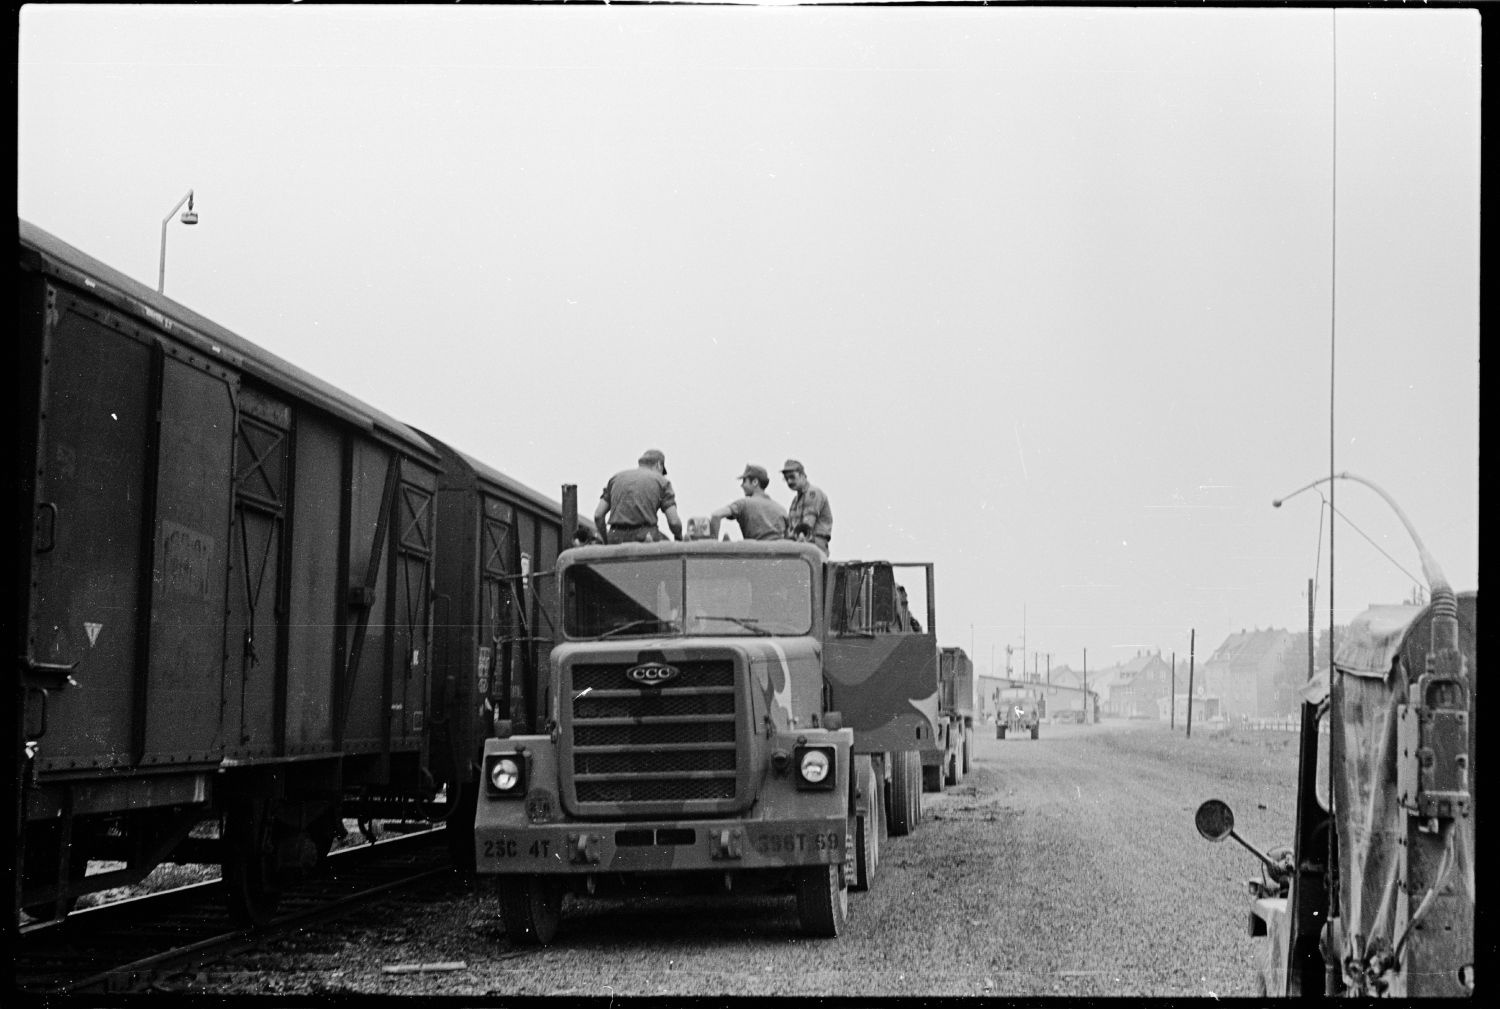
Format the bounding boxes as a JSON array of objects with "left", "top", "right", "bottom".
[{"left": 17, "top": 4, "right": 1479, "bottom": 679}]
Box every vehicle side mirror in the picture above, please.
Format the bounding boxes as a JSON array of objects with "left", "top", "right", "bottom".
[{"left": 1195, "top": 798, "right": 1235, "bottom": 842}]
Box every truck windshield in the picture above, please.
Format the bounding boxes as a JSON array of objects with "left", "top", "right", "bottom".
[{"left": 565, "top": 556, "right": 813, "bottom": 638}]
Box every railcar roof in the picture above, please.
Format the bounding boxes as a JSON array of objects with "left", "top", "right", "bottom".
[
  {"left": 19, "top": 217, "right": 436, "bottom": 459},
  {"left": 417, "top": 428, "right": 596, "bottom": 534}
]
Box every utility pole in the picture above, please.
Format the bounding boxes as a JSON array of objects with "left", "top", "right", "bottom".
[
  {"left": 1186, "top": 629, "right": 1196, "bottom": 738},
  {"left": 1082, "top": 647, "right": 1088, "bottom": 724},
  {"left": 1045, "top": 653, "right": 1051, "bottom": 687},
  {"left": 1170, "top": 652, "right": 1176, "bottom": 730}
]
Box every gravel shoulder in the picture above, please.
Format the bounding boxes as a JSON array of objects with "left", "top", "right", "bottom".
[{"left": 193, "top": 719, "right": 1302, "bottom": 997}]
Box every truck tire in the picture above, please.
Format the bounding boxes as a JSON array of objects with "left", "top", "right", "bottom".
[
  {"left": 853, "top": 807, "right": 878, "bottom": 891},
  {"left": 497, "top": 875, "right": 563, "bottom": 945},
  {"left": 795, "top": 862, "right": 848, "bottom": 937},
  {"left": 962, "top": 725, "right": 973, "bottom": 775},
  {"left": 910, "top": 756, "right": 923, "bottom": 827},
  {"left": 852, "top": 759, "right": 880, "bottom": 891},
  {"left": 1030, "top": 721, "right": 1040, "bottom": 740},
  {"left": 887, "top": 751, "right": 916, "bottom": 837},
  {"left": 923, "top": 759, "right": 945, "bottom": 793}
]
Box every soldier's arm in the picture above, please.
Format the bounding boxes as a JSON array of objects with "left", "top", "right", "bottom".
[
  {"left": 664, "top": 505, "right": 684, "bottom": 541},
  {"left": 709, "top": 502, "right": 736, "bottom": 539}
]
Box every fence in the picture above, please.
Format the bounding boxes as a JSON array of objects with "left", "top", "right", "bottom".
[{"left": 1242, "top": 715, "right": 1330, "bottom": 734}]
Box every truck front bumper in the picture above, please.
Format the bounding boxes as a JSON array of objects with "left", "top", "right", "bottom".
[{"left": 476, "top": 815, "right": 848, "bottom": 875}]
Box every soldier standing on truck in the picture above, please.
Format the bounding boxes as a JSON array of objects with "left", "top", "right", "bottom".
[
  {"left": 595, "top": 449, "right": 684, "bottom": 544},
  {"left": 782, "top": 459, "right": 833, "bottom": 554},
  {"left": 710, "top": 464, "right": 788, "bottom": 541}
]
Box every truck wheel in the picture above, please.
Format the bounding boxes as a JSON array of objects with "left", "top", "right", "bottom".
[
  {"left": 887, "top": 751, "right": 914, "bottom": 837},
  {"left": 962, "top": 726, "right": 973, "bottom": 774},
  {"left": 795, "top": 862, "right": 848, "bottom": 937},
  {"left": 853, "top": 806, "right": 881, "bottom": 891},
  {"left": 923, "top": 760, "right": 945, "bottom": 793},
  {"left": 910, "top": 756, "right": 923, "bottom": 826},
  {"left": 1030, "top": 722, "right": 1040, "bottom": 740},
  {"left": 497, "top": 876, "right": 563, "bottom": 945}
]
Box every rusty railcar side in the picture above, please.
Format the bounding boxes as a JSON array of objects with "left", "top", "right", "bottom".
[{"left": 16, "top": 219, "right": 441, "bottom": 925}]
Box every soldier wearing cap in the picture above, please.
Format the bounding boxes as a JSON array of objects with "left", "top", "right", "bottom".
[
  {"left": 781, "top": 459, "right": 832, "bottom": 554},
  {"left": 709, "top": 464, "right": 789, "bottom": 541},
  {"left": 594, "top": 449, "right": 683, "bottom": 544}
]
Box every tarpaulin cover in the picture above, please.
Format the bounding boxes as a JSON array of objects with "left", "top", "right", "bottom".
[{"left": 1327, "top": 591, "right": 1476, "bottom": 993}]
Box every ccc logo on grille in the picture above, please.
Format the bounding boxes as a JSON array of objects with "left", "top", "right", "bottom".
[{"left": 626, "top": 662, "right": 680, "bottom": 686}]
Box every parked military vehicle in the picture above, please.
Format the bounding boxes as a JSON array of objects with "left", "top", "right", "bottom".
[
  {"left": 472, "top": 536, "right": 940, "bottom": 943},
  {"left": 923, "top": 647, "right": 976, "bottom": 791},
  {"left": 1197, "top": 474, "right": 1474, "bottom": 996}
]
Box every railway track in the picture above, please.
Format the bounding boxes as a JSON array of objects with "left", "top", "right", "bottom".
[{"left": 14, "top": 826, "right": 451, "bottom": 996}]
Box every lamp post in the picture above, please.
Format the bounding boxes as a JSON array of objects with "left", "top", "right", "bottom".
[
  {"left": 1274, "top": 470, "right": 1458, "bottom": 654},
  {"left": 158, "top": 189, "right": 199, "bottom": 294}
]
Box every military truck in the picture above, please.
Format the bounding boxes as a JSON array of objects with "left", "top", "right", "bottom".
[
  {"left": 1196, "top": 474, "right": 1475, "bottom": 996},
  {"left": 923, "top": 646, "right": 976, "bottom": 791},
  {"left": 472, "top": 536, "right": 940, "bottom": 944},
  {"left": 996, "top": 684, "right": 1042, "bottom": 739}
]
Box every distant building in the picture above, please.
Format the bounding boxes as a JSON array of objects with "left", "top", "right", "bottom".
[
  {"left": 1159, "top": 692, "right": 1223, "bottom": 723},
  {"left": 1200, "top": 628, "right": 1298, "bottom": 718},
  {"left": 1105, "top": 650, "right": 1175, "bottom": 718}
]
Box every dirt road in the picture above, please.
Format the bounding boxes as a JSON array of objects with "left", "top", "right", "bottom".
[{"left": 198, "top": 720, "right": 1302, "bottom": 997}]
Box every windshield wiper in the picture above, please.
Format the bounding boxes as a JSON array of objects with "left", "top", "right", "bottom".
[
  {"left": 693, "top": 615, "right": 773, "bottom": 636},
  {"left": 596, "top": 618, "right": 675, "bottom": 639}
]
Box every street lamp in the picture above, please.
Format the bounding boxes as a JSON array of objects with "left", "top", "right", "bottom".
[
  {"left": 158, "top": 189, "right": 199, "bottom": 294},
  {"left": 1274, "top": 470, "right": 1458, "bottom": 653}
]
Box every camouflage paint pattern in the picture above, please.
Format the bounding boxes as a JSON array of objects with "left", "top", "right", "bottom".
[{"left": 823, "top": 634, "right": 941, "bottom": 756}]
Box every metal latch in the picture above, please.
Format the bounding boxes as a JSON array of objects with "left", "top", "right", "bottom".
[{"left": 1396, "top": 654, "right": 1470, "bottom": 820}]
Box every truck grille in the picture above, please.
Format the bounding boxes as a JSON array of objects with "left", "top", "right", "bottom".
[{"left": 565, "top": 659, "right": 741, "bottom": 810}]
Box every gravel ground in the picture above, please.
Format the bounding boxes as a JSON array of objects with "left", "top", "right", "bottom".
[{"left": 191, "top": 719, "right": 1301, "bottom": 997}]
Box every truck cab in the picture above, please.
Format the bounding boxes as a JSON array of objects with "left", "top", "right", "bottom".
[{"left": 474, "top": 539, "right": 854, "bottom": 942}]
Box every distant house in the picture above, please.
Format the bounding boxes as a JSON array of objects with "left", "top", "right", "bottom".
[
  {"left": 1105, "top": 650, "right": 1175, "bottom": 718},
  {"left": 1158, "top": 692, "right": 1224, "bottom": 723},
  {"left": 1200, "top": 628, "right": 1298, "bottom": 718}
]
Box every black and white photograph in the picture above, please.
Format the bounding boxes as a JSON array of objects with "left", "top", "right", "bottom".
[{"left": 15, "top": 2, "right": 1478, "bottom": 999}]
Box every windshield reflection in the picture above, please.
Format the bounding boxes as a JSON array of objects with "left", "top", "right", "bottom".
[{"left": 565, "top": 556, "right": 813, "bottom": 638}]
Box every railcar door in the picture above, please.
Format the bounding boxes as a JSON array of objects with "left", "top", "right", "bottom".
[
  {"left": 142, "top": 350, "right": 236, "bottom": 764},
  {"left": 479, "top": 505, "right": 518, "bottom": 729},
  {"left": 223, "top": 385, "right": 292, "bottom": 758},
  {"left": 390, "top": 470, "right": 434, "bottom": 754},
  {"left": 25, "top": 288, "right": 154, "bottom": 771}
]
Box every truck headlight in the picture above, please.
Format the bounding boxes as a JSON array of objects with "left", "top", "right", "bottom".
[
  {"left": 794, "top": 745, "right": 836, "bottom": 791},
  {"left": 486, "top": 754, "right": 526, "bottom": 797}
]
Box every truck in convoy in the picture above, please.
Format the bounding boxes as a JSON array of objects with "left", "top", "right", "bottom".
[
  {"left": 923, "top": 646, "right": 976, "bottom": 791},
  {"left": 1195, "top": 473, "right": 1475, "bottom": 996},
  {"left": 996, "top": 683, "right": 1043, "bottom": 739},
  {"left": 472, "top": 528, "right": 941, "bottom": 943}
]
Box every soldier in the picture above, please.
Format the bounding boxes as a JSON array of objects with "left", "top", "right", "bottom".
[
  {"left": 594, "top": 449, "right": 684, "bottom": 544},
  {"left": 709, "top": 464, "right": 788, "bottom": 541},
  {"left": 781, "top": 458, "right": 832, "bottom": 554}
]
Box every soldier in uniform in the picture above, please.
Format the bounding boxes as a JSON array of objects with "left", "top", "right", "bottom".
[
  {"left": 594, "top": 449, "right": 684, "bottom": 544},
  {"left": 781, "top": 458, "right": 833, "bottom": 554},
  {"left": 709, "top": 464, "right": 788, "bottom": 541}
]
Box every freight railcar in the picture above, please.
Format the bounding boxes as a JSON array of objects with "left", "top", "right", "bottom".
[
  {"left": 420, "top": 436, "right": 577, "bottom": 874},
  {"left": 12, "top": 219, "right": 573, "bottom": 928}
]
